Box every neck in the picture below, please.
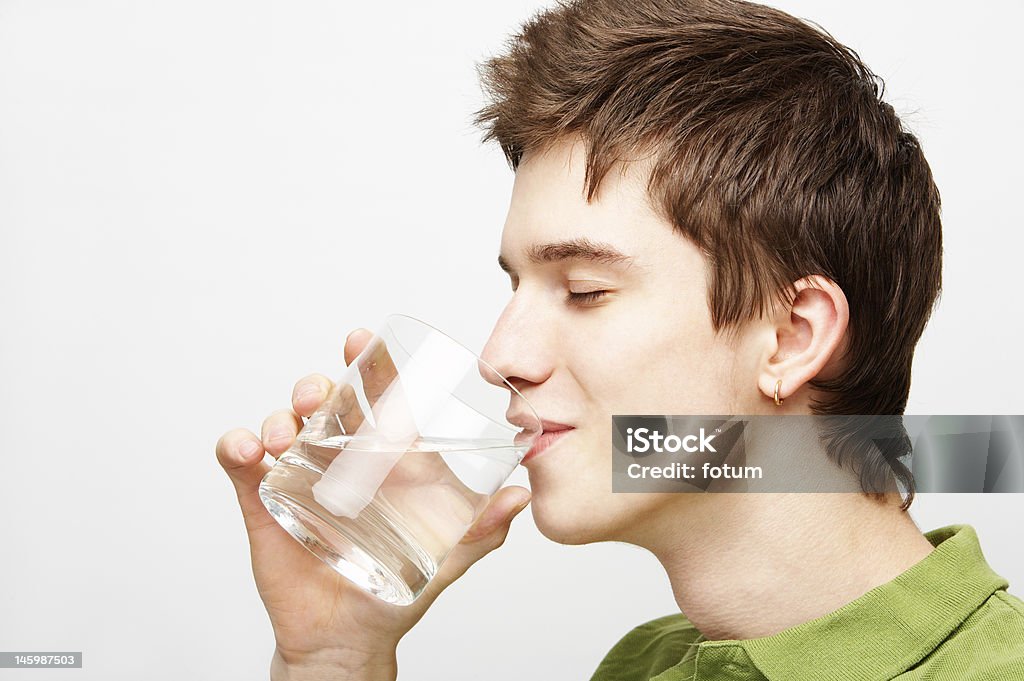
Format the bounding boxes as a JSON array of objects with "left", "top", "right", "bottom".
[{"left": 636, "top": 492, "right": 935, "bottom": 641}]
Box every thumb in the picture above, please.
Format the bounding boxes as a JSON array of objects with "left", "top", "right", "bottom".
[
  {"left": 215, "top": 428, "right": 277, "bottom": 534},
  {"left": 418, "top": 486, "right": 532, "bottom": 602}
]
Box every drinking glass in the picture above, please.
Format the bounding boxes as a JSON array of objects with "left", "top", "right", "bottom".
[{"left": 258, "top": 314, "right": 541, "bottom": 606}]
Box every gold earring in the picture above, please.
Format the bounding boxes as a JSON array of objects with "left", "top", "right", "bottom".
[{"left": 773, "top": 379, "right": 783, "bottom": 406}]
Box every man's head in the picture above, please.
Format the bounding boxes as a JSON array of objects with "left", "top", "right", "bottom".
[{"left": 475, "top": 0, "right": 942, "bottom": 544}]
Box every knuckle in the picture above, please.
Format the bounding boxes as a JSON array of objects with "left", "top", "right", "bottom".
[
  {"left": 489, "top": 528, "right": 510, "bottom": 550},
  {"left": 337, "top": 383, "right": 358, "bottom": 411}
]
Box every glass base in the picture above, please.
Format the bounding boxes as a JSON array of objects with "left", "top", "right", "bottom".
[{"left": 258, "top": 481, "right": 430, "bottom": 606}]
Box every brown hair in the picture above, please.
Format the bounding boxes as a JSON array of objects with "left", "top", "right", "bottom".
[{"left": 474, "top": 0, "right": 943, "bottom": 509}]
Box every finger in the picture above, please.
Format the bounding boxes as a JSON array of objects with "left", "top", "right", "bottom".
[
  {"left": 352, "top": 333, "right": 424, "bottom": 446},
  {"left": 344, "top": 328, "right": 374, "bottom": 366},
  {"left": 419, "top": 485, "right": 532, "bottom": 602},
  {"left": 459, "top": 485, "right": 531, "bottom": 544},
  {"left": 290, "top": 330, "right": 374, "bottom": 444},
  {"left": 291, "top": 373, "right": 334, "bottom": 418},
  {"left": 353, "top": 333, "right": 402, "bottom": 407},
  {"left": 215, "top": 428, "right": 277, "bottom": 533},
  {"left": 261, "top": 408, "right": 305, "bottom": 457},
  {"left": 303, "top": 382, "right": 365, "bottom": 439}
]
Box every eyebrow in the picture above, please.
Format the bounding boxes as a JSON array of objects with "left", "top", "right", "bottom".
[{"left": 497, "top": 237, "right": 633, "bottom": 275}]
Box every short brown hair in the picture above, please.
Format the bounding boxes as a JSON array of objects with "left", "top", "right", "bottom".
[{"left": 474, "top": 0, "right": 943, "bottom": 509}]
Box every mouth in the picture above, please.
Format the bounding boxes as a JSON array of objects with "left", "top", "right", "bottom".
[{"left": 521, "top": 421, "right": 574, "bottom": 464}]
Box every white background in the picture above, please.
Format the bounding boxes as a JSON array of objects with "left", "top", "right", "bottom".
[{"left": 1, "top": 1, "right": 1022, "bottom": 679}]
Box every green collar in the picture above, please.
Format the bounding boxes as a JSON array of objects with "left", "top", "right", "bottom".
[{"left": 700, "top": 524, "right": 1009, "bottom": 680}]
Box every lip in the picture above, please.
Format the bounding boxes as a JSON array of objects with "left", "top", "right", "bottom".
[{"left": 521, "top": 422, "right": 574, "bottom": 464}]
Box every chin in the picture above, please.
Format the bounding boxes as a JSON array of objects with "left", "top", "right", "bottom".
[
  {"left": 523, "top": 431, "right": 635, "bottom": 544},
  {"left": 526, "top": 480, "right": 623, "bottom": 545}
]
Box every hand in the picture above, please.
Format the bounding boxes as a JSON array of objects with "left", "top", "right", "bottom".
[{"left": 216, "top": 329, "right": 532, "bottom": 680}]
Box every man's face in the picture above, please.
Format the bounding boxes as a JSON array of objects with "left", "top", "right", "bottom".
[{"left": 480, "top": 136, "right": 768, "bottom": 545}]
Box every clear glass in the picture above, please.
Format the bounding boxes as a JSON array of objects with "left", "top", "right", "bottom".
[{"left": 258, "top": 314, "right": 541, "bottom": 606}]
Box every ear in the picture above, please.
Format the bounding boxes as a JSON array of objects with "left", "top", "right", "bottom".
[{"left": 757, "top": 275, "right": 850, "bottom": 405}]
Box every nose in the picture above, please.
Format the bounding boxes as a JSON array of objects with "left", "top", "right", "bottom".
[{"left": 478, "top": 292, "right": 554, "bottom": 396}]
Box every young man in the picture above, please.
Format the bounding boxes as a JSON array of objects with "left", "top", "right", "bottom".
[{"left": 216, "top": 0, "right": 1024, "bottom": 678}]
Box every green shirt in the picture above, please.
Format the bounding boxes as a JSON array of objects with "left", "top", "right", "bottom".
[{"left": 590, "top": 525, "right": 1024, "bottom": 680}]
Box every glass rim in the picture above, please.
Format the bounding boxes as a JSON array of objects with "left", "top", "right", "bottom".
[{"left": 381, "top": 313, "right": 542, "bottom": 432}]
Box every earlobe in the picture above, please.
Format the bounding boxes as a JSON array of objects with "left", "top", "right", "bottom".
[
  {"left": 755, "top": 275, "right": 850, "bottom": 408},
  {"left": 758, "top": 374, "right": 787, "bottom": 405}
]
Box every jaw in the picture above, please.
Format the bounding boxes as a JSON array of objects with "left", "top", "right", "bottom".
[
  {"left": 521, "top": 424, "right": 665, "bottom": 545},
  {"left": 525, "top": 471, "right": 643, "bottom": 546}
]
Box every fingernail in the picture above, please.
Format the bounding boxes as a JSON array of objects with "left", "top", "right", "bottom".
[
  {"left": 296, "top": 383, "right": 321, "bottom": 402},
  {"left": 238, "top": 440, "right": 260, "bottom": 461},
  {"left": 267, "top": 428, "right": 291, "bottom": 445}
]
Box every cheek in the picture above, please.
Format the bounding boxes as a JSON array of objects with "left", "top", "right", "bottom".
[
  {"left": 560, "top": 261, "right": 740, "bottom": 414},
  {"left": 579, "top": 313, "right": 731, "bottom": 414}
]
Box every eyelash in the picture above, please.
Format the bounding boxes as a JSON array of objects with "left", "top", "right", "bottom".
[
  {"left": 566, "top": 290, "right": 608, "bottom": 306},
  {"left": 508, "top": 279, "right": 609, "bottom": 306}
]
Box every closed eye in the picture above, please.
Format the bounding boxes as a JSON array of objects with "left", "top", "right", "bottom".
[{"left": 566, "top": 290, "right": 608, "bottom": 306}]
